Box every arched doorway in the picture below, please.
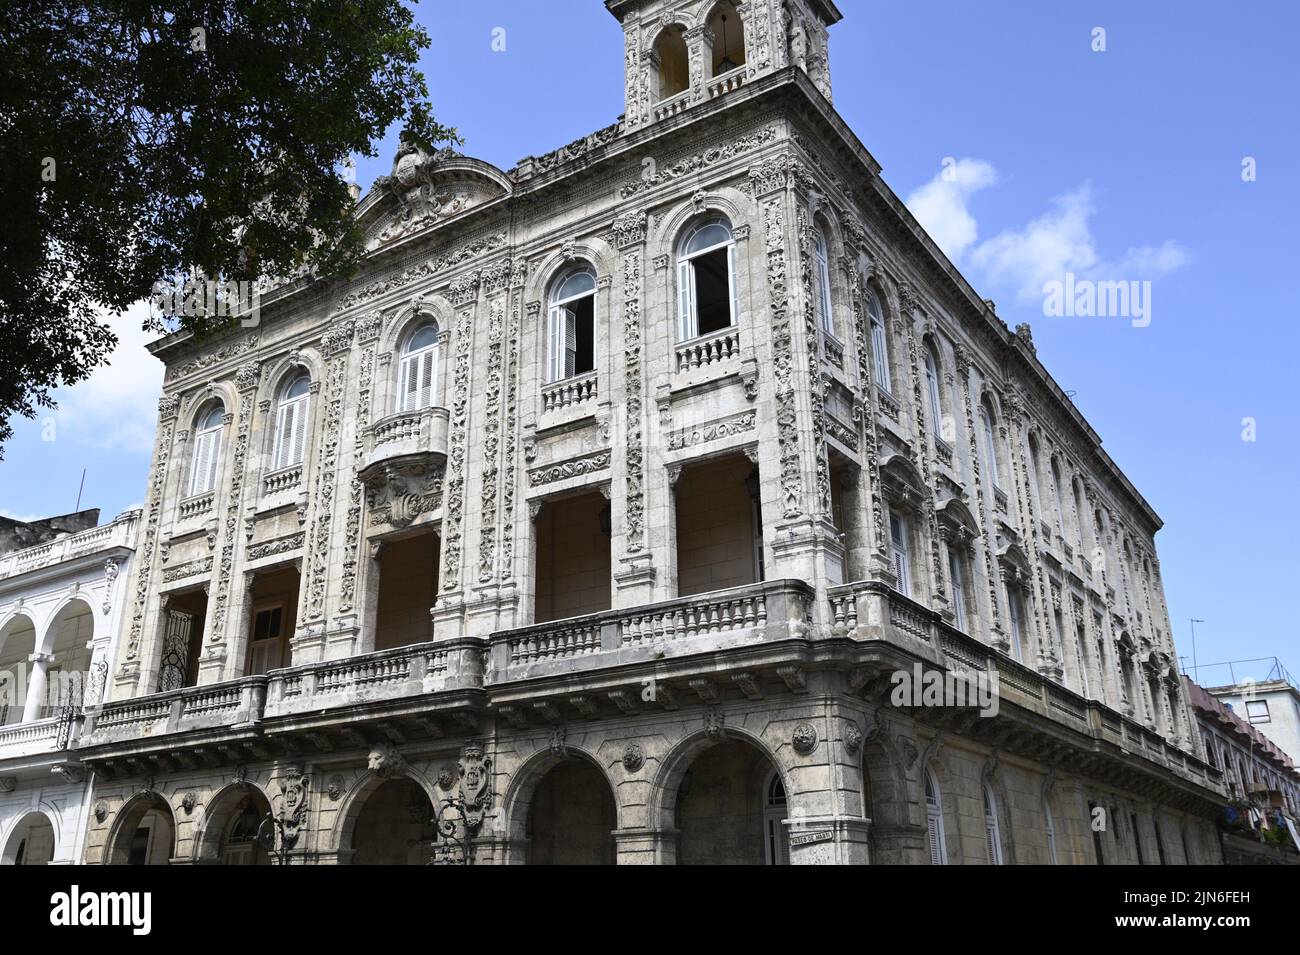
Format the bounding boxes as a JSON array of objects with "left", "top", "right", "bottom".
[
  {"left": 2, "top": 811, "right": 56, "bottom": 865},
  {"left": 525, "top": 758, "right": 616, "bottom": 865},
  {"left": 196, "top": 784, "right": 273, "bottom": 865},
  {"left": 106, "top": 793, "right": 175, "bottom": 865},
  {"left": 672, "top": 737, "right": 787, "bottom": 865},
  {"left": 0, "top": 613, "right": 37, "bottom": 725},
  {"left": 348, "top": 777, "right": 435, "bottom": 865}
]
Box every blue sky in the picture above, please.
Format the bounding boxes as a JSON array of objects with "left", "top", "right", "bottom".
[{"left": 1, "top": 0, "right": 1295, "bottom": 682}]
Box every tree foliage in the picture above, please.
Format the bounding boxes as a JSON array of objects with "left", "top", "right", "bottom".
[{"left": 0, "top": 0, "right": 457, "bottom": 453}]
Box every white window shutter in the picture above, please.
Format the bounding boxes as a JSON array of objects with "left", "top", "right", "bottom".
[
  {"left": 547, "top": 304, "right": 562, "bottom": 381},
  {"left": 678, "top": 259, "right": 694, "bottom": 340},
  {"left": 206, "top": 429, "right": 222, "bottom": 493},
  {"left": 564, "top": 306, "right": 577, "bottom": 378},
  {"left": 419, "top": 349, "right": 434, "bottom": 408},
  {"left": 290, "top": 399, "right": 306, "bottom": 465},
  {"left": 190, "top": 432, "right": 210, "bottom": 496},
  {"left": 927, "top": 806, "right": 945, "bottom": 865},
  {"left": 872, "top": 319, "right": 890, "bottom": 390},
  {"left": 728, "top": 243, "right": 739, "bottom": 326}
]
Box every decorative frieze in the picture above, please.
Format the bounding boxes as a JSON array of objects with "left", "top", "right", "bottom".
[
  {"left": 336, "top": 233, "right": 507, "bottom": 311},
  {"left": 666, "top": 411, "right": 757, "bottom": 451},
  {"left": 161, "top": 557, "right": 213, "bottom": 584},
  {"left": 441, "top": 307, "right": 474, "bottom": 591},
  {"left": 620, "top": 126, "right": 777, "bottom": 199},
  {"left": 247, "top": 533, "right": 305, "bottom": 563},
  {"left": 528, "top": 451, "right": 611, "bottom": 488}
]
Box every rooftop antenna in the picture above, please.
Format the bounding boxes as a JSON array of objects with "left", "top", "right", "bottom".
[
  {"left": 1189, "top": 618, "right": 1204, "bottom": 681},
  {"left": 75, "top": 468, "right": 86, "bottom": 512},
  {"left": 718, "top": 14, "right": 738, "bottom": 72}
]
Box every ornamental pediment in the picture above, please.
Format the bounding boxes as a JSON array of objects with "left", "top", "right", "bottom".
[{"left": 360, "top": 141, "right": 512, "bottom": 251}]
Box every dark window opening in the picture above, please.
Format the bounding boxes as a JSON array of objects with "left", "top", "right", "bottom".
[{"left": 693, "top": 248, "right": 732, "bottom": 335}]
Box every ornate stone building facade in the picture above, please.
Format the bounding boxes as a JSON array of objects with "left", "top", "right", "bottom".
[{"left": 76, "top": 0, "right": 1225, "bottom": 864}]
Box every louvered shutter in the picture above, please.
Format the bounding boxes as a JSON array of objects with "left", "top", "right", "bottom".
[
  {"left": 928, "top": 806, "right": 945, "bottom": 865},
  {"left": 190, "top": 431, "right": 211, "bottom": 495},
  {"left": 273, "top": 402, "right": 290, "bottom": 470},
  {"left": 206, "top": 429, "right": 222, "bottom": 493},
  {"left": 678, "top": 259, "right": 694, "bottom": 340},
  {"left": 564, "top": 306, "right": 577, "bottom": 378},
  {"left": 728, "top": 243, "right": 739, "bottom": 326},
  {"left": 419, "top": 348, "right": 434, "bottom": 408},
  {"left": 872, "top": 319, "right": 890, "bottom": 390},
  {"left": 290, "top": 398, "right": 307, "bottom": 465},
  {"left": 547, "top": 304, "right": 562, "bottom": 381}
]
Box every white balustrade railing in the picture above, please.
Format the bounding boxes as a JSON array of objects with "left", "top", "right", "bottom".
[
  {"left": 541, "top": 372, "right": 598, "bottom": 413},
  {"left": 676, "top": 326, "right": 740, "bottom": 373}
]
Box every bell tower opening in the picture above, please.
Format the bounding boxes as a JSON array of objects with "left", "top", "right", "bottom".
[
  {"left": 655, "top": 26, "right": 689, "bottom": 100},
  {"left": 708, "top": 2, "right": 746, "bottom": 76}
]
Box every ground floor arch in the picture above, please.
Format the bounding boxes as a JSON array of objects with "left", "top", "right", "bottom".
[
  {"left": 666, "top": 735, "right": 789, "bottom": 865},
  {"left": 196, "top": 783, "right": 273, "bottom": 865},
  {"left": 105, "top": 793, "right": 175, "bottom": 865},
  {"left": 346, "top": 776, "right": 436, "bottom": 865},
  {"left": 524, "top": 756, "right": 617, "bottom": 865},
  {"left": 2, "top": 810, "right": 56, "bottom": 865}
]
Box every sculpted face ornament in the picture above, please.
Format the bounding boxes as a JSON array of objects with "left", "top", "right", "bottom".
[
  {"left": 367, "top": 743, "right": 406, "bottom": 780},
  {"left": 792, "top": 723, "right": 819, "bottom": 756},
  {"left": 622, "top": 742, "right": 645, "bottom": 773}
]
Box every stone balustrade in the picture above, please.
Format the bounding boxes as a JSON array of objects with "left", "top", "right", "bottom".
[
  {"left": 0, "top": 509, "right": 140, "bottom": 579},
  {"left": 361, "top": 406, "right": 450, "bottom": 472},
  {"left": 706, "top": 67, "right": 746, "bottom": 100},
  {"left": 675, "top": 326, "right": 740, "bottom": 373},
  {"left": 653, "top": 89, "right": 690, "bottom": 123},
  {"left": 178, "top": 491, "right": 215, "bottom": 521},
  {"left": 262, "top": 464, "right": 303, "bottom": 495},
  {"left": 541, "top": 371, "right": 598, "bottom": 414},
  {"left": 0, "top": 716, "right": 63, "bottom": 760}
]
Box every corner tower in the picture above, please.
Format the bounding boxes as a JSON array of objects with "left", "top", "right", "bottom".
[{"left": 607, "top": 0, "right": 841, "bottom": 129}]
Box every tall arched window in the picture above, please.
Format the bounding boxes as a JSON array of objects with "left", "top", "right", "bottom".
[
  {"left": 925, "top": 770, "right": 948, "bottom": 864},
  {"left": 677, "top": 217, "right": 737, "bottom": 341},
  {"left": 272, "top": 373, "right": 311, "bottom": 471},
  {"left": 655, "top": 27, "right": 689, "bottom": 100},
  {"left": 867, "top": 290, "right": 891, "bottom": 392},
  {"left": 189, "top": 403, "right": 224, "bottom": 496},
  {"left": 763, "top": 770, "right": 790, "bottom": 865},
  {"left": 1044, "top": 797, "right": 1058, "bottom": 864},
  {"left": 1050, "top": 459, "right": 1067, "bottom": 535},
  {"left": 814, "top": 228, "right": 834, "bottom": 335},
  {"left": 1027, "top": 434, "right": 1045, "bottom": 513},
  {"left": 547, "top": 266, "right": 597, "bottom": 382},
  {"left": 1006, "top": 583, "right": 1025, "bottom": 663},
  {"left": 977, "top": 405, "right": 998, "bottom": 493},
  {"left": 983, "top": 781, "right": 1004, "bottom": 864},
  {"left": 708, "top": 2, "right": 746, "bottom": 76},
  {"left": 397, "top": 322, "right": 439, "bottom": 411},
  {"left": 924, "top": 345, "right": 943, "bottom": 439}
]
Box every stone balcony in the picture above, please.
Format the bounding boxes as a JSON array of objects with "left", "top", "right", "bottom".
[
  {"left": 0, "top": 716, "right": 64, "bottom": 761},
  {"left": 827, "top": 579, "right": 1220, "bottom": 796},
  {"left": 360, "top": 406, "right": 450, "bottom": 473},
  {"left": 0, "top": 508, "right": 140, "bottom": 580}
]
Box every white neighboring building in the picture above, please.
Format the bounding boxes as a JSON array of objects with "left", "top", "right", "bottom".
[{"left": 0, "top": 509, "right": 139, "bottom": 865}]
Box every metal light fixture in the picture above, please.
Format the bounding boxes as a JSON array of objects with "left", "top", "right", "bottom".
[{"left": 718, "top": 14, "right": 738, "bottom": 73}]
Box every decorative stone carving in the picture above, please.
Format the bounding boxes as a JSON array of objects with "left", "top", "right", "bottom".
[
  {"left": 181, "top": 791, "right": 197, "bottom": 815},
  {"left": 528, "top": 451, "right": 611, "bottom": 488},
  {"left": 844, "top": 721, "right": 864, "bottom": 755},
  {"left": 622, "top": 742, "right": 646, "bottom": 773},
  {"left": 367, "top": 743, "right": 406, "bottom": 779},
  {"left": 792, "top": 722, "right": 819, "bottom": 755},
  {"left": 246, "top": 533, "right": 305, "bottom": 562},
  {"left": 666, "top": 411, "right": 757, "bottom": 451},
  {"left": 621, "top": 127, "right": 777, "bottom": 198},
  {"left": 327, "top": 775, "right": 345, "bottom": 802},
  {"left": 93, "top": 799, "right": 108, "bottom": 823}
]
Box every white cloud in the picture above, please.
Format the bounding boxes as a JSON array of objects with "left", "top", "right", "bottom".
[
  {"left": 52, "top": 301, "right": 163, "bottom": 453},
  {"left": 906, "top": 165, "right": 1190, "bottom": 304},
  {"left": 904, "top": 158, "right": 998, "bottom": 261}
]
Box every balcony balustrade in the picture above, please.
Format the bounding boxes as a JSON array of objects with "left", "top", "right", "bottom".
[
  {"left": 541, "top": 371, "right": 598, "bottom": 414},
  {"left": 361, "top": 406, "right": 450, "bottom": 472}
]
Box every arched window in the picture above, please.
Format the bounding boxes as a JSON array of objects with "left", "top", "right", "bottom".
[
  {"left": 867, "top": 290, "right": 891, "bottom": 392},
  {"left": 814, "top": 227, "right": 834, "bottom": 335},
  {"left": 677, "top": 217, "right": 737, "bottom": 341},
  {"left": 983, "top": 781, "right": 1004, "bottom": 864},
  {"left": 655, "top": 27, "right": 689, "bottom": 100},
  {"left": 1072, "top": 479, "right": 1086, "bottom": 547},
  {"left": 763, "top": 770, "right": 789, "bottom": 865},
  {"left": 189, "top": 403, "right": 224, "bottom": 496},
  {"left": 981, "top": 403, "right": 1001, "bottom": 489},
  {"left": 925, "top": 770, "right": 948, "bottom": 864},
  {"left": 708, "top": 2, "right": 746, "bottom": 76},
  {"left": 1044, "top": 797, "right": 1058, "bottom": 864},
  {"left": 272, "top": 373, "right": 311, "bottom": 471},
  {"left": 397, "top": 322, "right": 439, "bottom": 411},
  {"left": 1051, "top": 459, "right": 1067, "bottom": 535},
  {"left": 1027, "top": 434, "right": 1045, "bottom": 513},
  {"left": 924, "top": 345, "right": 943, "bottom": 439},
  {"left": 1006, "top": 584, "right": 1025, "bottom": 663},
  {"left": 547, "top": 266, "right": 597, "bottom": 382}
]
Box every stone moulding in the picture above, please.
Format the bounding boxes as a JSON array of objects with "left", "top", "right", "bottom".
[
  {"left": 666, "top": 411, "right": 758, "bottom": 452},
  {"left": 247, "top": 533, "right": 306, "bottom": 563},
  {"left": 527, "top": 451, "right": 612, "bottom": 488}
]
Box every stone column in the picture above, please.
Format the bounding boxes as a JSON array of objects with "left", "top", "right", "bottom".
[
  {"left": 609, "top": 209, "right": 657, "bottom": 607},
  {"left": 22, "top": 652, "right": 52, "bottom": 721}
]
